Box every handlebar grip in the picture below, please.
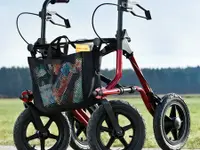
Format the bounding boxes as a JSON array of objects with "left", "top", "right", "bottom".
[
  {"left": 145, "top": 10, "right": 152, "bottom": 20},
  {"left": 51, "top": 0, "right": 69, "bottom": 4},
  {"left": 56, "top": 0, "right": 69, "bottom": 2}
]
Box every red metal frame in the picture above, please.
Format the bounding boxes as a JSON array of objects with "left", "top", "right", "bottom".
[
  {"left": 106, "top": 50, "right": 123, "bottom": 89},
  {"left": 72, "top": 49, "right": 155, "bottom": 125},
  {"left": 129, "top": 56, "right": 155, "bottom": 114},
  {"left": 72, "top": 109, "right": 89, "bottom": 126}
]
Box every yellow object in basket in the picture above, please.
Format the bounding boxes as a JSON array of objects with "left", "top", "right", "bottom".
[{"left": 76, "top": 44, "right": 90, "bottom": 53}]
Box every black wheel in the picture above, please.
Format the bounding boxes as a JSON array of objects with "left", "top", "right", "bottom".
[
  {"left": 87, "top": 100, "right": 146, "bottom": 150},
  {"left": 66, "top": 105, "right": 98, "bottom": 150},
  {"left": 153, "top": 93, "right": 190, "bottom": 150},
  {"left": 13, "top": 108, "right": 71, "bottom": 150}
]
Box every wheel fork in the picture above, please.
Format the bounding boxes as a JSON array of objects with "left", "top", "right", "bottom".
[
  {"left": 102, "top": 100, "right": 123, "bottom": 137},
  {"left": 24, "top": 102, "right": 47, "bottom": 134}
]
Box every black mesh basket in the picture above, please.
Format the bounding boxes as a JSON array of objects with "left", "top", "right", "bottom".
[{"left": 28, "top": 50, "right": 101, "bottom": 113}]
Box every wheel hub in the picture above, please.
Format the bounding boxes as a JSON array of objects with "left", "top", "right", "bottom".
[
  {"left": 36, "top": 130, "right": 49, "bottom": 139},
  {"left": 174, "top": 117, "right": 182, "bottom": 130},
  {"left": 112, "top": 128, "right": 125, "bottom": 138}
]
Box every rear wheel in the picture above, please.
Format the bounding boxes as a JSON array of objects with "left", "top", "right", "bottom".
[
  {"left": 153, "top": 93, "right": 190, "bottom": 150},
  {"left": 87, "top": 100, "right": 146, "bottom": 150},
  {"left": 13, "top": 108, "right": 70, "bottom": 150},
  {"left": 66, "top": 105, "right": 98, "bottom": 150}
]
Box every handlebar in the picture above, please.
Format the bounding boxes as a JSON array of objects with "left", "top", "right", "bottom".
[
  {"left": 28, "top": 37, "right": 117, "bottom": 57},
  {"left": 51, "top": 0, "right": 69, "bottom": 4},
  {"left": 31, "top": 0, "right": 150, "bottom": 56},
  {"left": 40, "top": 0, "right": 69, "bottom": 45},
  {"left": 33, "top": 38, "right": 116, "bottom": 49}
]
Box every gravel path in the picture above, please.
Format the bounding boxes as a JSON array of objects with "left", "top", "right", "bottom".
[{"left": 0, "top": 146, "right": 199, "bottom": 150}]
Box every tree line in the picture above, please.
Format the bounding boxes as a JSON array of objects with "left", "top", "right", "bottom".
[{"left": 0, "top": 67, "right": 200, "bottom": 97}]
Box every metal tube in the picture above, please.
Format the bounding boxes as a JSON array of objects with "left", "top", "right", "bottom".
[
  {"left": 41, "top": 0, "right": 52, "bottom": 44},
  {"left": 117, "top": 0, "right": 123, "bottom": 49},
  {"left": 72, "top": 110, "right": 88, "bottom": 126},
  {"left": 106, "top": 1, "right": 124, "bottom": 89},
  {"left": 135, "top": 86, "right": 154, "bottom": 116}
]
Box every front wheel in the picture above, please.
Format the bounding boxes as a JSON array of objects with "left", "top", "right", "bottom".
[
  {"left": 153, "top": 93, "right": 190, "bottom": 150},
  {"left": 13, "top": 108, "right": 71, "bottom": 150},
  {"left": 87, "top": 100, "right": 146, "bottom": 150}
]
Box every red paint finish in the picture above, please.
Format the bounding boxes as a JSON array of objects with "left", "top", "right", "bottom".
[
  {"left": 95, "top": 88, "right": 121, "bottom": 98},
  {"left": 101, "top": 88, "right": 121, "bottom": 96},
  {"left": 129, "top": 56, "right": 151, "bottom": 93},
  {"left": 134, "top": 86, "right": 154, "bottom": 115},
  {"left": 20, "top": 90, "right": 33, "bottom": 103},
  {"left": 77, "top": 109, "right": 89, "bottom": 121},
  {"left": 129, "top": 56, "right": 154, "bottom": 115},
  {"left": 72, "top": 50, "right": 156, "bottom": 126},
  {"left": 72, "top": 110, "right": 88, "bottom": 126},
  {"left": 56, "top": 0, "right": 68, "bottom": 3},
  {"left": 106, "top": 50, "right": 123, "bottom": 89}
]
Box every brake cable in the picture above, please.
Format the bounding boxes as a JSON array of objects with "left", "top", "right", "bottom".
[{"left": 16, "top": 12, "right": 40, "bottom": 44}]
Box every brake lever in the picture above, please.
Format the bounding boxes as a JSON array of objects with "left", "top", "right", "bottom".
[
  {"left": 135, "top": 4, "right": 152, "bottom": 20},
  {"left": 46, "top": 11, "right": 71, "bottom": 28},
  {"left": 122, "top": 0, "right": 152, "bottom": 20},
  {"left": 130, "top": 11, "right": 147, "bottom": 20},
  {"left": 49, "top": 20, "right": 67, "bottom": 28}
]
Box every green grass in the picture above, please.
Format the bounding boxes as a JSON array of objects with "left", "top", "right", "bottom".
[
  {"left": 0, "top": 99, "right": 24, "bottom": 145},
  {"left": 0, "top": 96, "right": 199, "bottom": 148}
]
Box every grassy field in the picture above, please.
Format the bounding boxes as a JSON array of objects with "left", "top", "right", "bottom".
[{"left": 0, "top": 95, "right": 199, "bottom": 148}]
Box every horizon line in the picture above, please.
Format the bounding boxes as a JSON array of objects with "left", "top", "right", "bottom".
[{"left": 0, "top": 65, "right": 200, "bottom": 70}]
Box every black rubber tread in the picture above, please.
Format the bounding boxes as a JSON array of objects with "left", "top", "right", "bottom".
[
  {"left": 153, "top": 93, "right": 190, "bottom": 150},
  {"left": 13, "top": 108, "right": 71, "bottom": 150},
  {"left": 87, "top": 100, "right": 146, "bottom": 150}
]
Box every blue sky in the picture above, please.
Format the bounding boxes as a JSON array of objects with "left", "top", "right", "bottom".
[{"left": 1, "top": 0, "right": 200, "bottom": 69}]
